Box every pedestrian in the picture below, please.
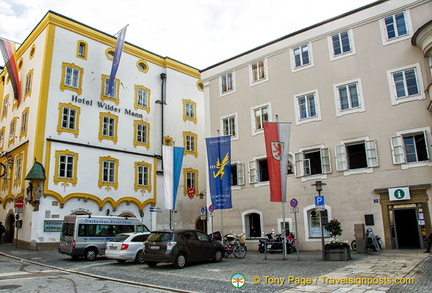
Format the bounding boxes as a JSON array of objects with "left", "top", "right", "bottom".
[
  {"left": 425, "top": 233, "right": 432, "bottom": 253},
  {"left": 0, "top": 222, "right": 5, "bottom": 244}
]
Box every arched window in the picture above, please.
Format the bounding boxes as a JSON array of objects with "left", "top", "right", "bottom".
[
  {"left": 303, "top": 204, "right": 331, "bottom": 239},
  {"left": 242, "top": 210, "right": 263, "bottom": 238}
]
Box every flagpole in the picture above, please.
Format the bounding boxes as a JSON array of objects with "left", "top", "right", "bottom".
[
  {"left": 170, "top": 209, "right": 172, "bottom": 230},
  {"left": 275, "top": 115, "right": 287, "bottom": 260},
  {"left": 282, "top": 201, "right": 286, "bottom": 260},
  {"left": 221, "top": 209, "right": 224, "bottom": 240}
]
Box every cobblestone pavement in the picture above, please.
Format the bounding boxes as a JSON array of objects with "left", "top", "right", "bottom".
[
  {"left": 283, "top": 250, "right": 431, "bottom": 293},
  {"left": 388, "top": 252, "right": 432, "bottom": 293},
  {"left": 0, "top": 243, "right": 430, "bottom": 292}
]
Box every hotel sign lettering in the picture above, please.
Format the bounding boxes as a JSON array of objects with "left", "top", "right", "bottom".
[{"left": 71, "top": 95, "right": 144, "bottom": 119}]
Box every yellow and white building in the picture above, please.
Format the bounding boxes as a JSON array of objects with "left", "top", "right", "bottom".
[{"left": 0, "top": 11, "right": 206, "bottom": 249}]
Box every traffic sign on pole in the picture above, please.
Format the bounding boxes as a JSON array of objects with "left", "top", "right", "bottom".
[
  {"left": 315, "top": 195, "right": 324, "bottom": 206},
  {"left": 208, "top": 204, "right": 215, "bottom": 213},
  {"left": 14, "top": 199, "right": 24, "bottom": 209},
  {"left": 290, "top": 198, "right": 298, "bottom": 208},
  {"left": 14, "top": 199, "right": 24, "bottom": 213},
  {"left": 290, "top": 207, "right": 299, "bottom": 213},
  {"left": 200, "top": 206, "right": 207, "bottom": 220},
  {"left": 149, "top": 207, "right": 162, "bottom": 213}
]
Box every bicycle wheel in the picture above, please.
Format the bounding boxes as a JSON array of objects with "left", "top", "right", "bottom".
[{"left": 233, "top": 245, "right": 247, "bottom": 259}]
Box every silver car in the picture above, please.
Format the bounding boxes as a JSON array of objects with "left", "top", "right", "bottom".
[{"left": 106, "top": 232, "right": 150, "bottom": 263}]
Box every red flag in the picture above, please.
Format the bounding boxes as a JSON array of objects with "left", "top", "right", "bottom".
[
  {"left": 263, "top": 122, "right": 291, "bottom": 202},
  {"left": 0, "top": 38, "right": 20, "bottom": 105}
]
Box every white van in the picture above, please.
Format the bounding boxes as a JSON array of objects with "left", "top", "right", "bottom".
[{"left": 58, "top": 215, "right": 150, "bottom": 260}]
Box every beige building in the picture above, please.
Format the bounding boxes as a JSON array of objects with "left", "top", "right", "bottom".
[
  {"left": 201, "top": 0, "right": 432, "bottom": 250},
  {"left": 0, "top": 11, "right": 206, "bottom": 249}
]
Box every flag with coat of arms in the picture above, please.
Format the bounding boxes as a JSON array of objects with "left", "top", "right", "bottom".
[{"left": 263, "top": 122, "right": 291, "bottom": 202}]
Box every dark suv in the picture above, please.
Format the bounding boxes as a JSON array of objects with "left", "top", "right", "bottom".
[{"left": 143, "top": 229, "right": 224, "bottom": 268}]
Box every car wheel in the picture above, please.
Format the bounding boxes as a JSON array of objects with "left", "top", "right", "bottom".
[
  {"left": 84, "top": 248, "right": 97, "bottom": 261},
  {"left": 286, "top": 244, "right": 292, "bottom": 254},
  {"left": 213, "top": 249, "right": 223, "bottom": 262},
  {"left": 174, "top": 253, "right": 186, "bottom": 269},
  {"left": 116, "top": 259, "right": 126, "bottom": 263},
  {"left": 147, "top": 261, "right": 158, "bottom": 267},
  {"left": 135, "top": 250, "right": 145, "bottom": 264},
  {"left": 351, "top": 240, "right": 357, "bottom": 251}
]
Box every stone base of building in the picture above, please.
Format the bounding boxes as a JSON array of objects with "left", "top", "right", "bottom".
[{"left": 13, "top": 239, "right": 59, "bottom": 251}]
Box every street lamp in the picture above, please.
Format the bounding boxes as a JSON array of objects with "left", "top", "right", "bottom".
[{"left": 311, "top": 180, "right": 327, "bottom": 261}]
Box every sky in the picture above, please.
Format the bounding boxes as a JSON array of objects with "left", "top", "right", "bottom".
[{"left": 0, "top": 0, "right": 376, "bottom": 70}]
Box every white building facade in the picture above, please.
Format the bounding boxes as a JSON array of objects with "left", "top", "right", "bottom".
[
  {"left": 201, "top": 0, "right": 432, "bottom": 250},
  {"left": 0, "top": 11, "right": 206, "bottom": 249}
]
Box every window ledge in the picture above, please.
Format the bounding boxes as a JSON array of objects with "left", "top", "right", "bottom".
[
  {"left": 392, "top": 94, "right": 425, "bottom": 105},
  {"left": 292, "top": 64, "right": 314, "bottom": 73},
  {"left": 220, "top": 90, "right": 236, "bottom": 98},
  {"left": 343, "top": 167, "right": 373, "bottom": 176},
  {"left": 382, "top": 34, "right": 411, "bottom": 46},
  {"left": 296, "top": 116, "right": 321, "bottom": 125},
  {"left": 250, "top": 78, "right": 269, "bottom": 87},
  {"left": 401, "top": 161, "right": 432, "bottom": 170},
  {"left": 254, "top": 182, "right": 269, "bottom": 188},
  {"left": 300, "top": 174, "right": 327, "bottom": 182},
  {"left": 307, "top": 237, "right": 330, "bottom": 242}
]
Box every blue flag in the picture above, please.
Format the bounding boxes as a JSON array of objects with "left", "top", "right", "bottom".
[
  {"left": 206, "top": 136, "right": 232, "bottom": 209},
  {"left": 162, "top": 146, "right": 184, "bottom": 210},
  {"left": 107, "top": 25, "right": 127, "bottom": 96}
]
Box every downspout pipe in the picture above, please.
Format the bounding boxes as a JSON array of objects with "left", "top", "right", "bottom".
[{"left": 160, "top": 73, "right": 167, "bottom": 170}]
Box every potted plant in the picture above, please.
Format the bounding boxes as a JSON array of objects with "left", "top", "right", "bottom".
[{"left": 323, "top": 218, "right": 351, "bottom": 260}]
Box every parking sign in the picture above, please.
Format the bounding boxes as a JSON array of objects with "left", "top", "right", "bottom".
[{"left": 315, "top": 195, "right": 324, "bottom": 206}]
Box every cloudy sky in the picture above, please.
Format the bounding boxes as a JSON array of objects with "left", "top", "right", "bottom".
[{"left": 1, "top": 0, "right": 376, "bottom": 69}]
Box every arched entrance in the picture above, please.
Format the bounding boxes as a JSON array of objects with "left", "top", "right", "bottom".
[
  {"left": 5, "top": 213, "right": 15, "bottom": 243},
  {"left": 118, "top": 212, "right": 137, "bottom": 218},
  {"left": 242, "top": 210, "right": 263, "bottom": 238},
  {"left": 195, "top": 217, "right": 207, "bottom": 233}
]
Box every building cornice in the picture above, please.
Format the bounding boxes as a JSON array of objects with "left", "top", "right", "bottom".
[
  {"left": 15, "top": 11, "right": 200, "bottom": 79},
  {"left": 201, "top": 0, "right": 429, "bottom": 80}
]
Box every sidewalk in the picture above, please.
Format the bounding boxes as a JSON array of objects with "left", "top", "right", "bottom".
[{"left": 283, "top": 250, "right": 431, "bottom": 293}]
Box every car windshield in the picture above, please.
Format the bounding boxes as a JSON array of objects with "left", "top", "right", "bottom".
[
  {"left": 109, "top": 234, "right": 130, "bottom": 242},
  {"left": 147, "top": 232, "right": 174, "bottom": 242}
]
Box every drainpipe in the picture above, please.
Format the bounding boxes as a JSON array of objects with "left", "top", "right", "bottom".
[
  {"left": 160, "top": 73, "right": 166, "bottom": 151},
  {"left": 156, "top": 73, "right": 167, "bottom": 173}
]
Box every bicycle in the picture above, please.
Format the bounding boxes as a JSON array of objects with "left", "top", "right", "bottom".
[{"left": 223, "top": 233, "right": 247, "bottom": 259}]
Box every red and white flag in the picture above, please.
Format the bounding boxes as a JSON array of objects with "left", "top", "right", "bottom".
[
  {"left": 0, "top": 38, "right": 20, "bottom": 105},
  {"left": 263, "top": 122, "right": 291, "bottom": 202}
]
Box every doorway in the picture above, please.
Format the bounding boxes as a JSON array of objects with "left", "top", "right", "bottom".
[
  {"left": 247, "top": 213, "right": 261, "bottom": 238},
  {"left": 195, "top": 218, "right": 207, "bottom": 233},
  {"left": 393, "top": 207, "right": 421, "bottom": 249},
  {"left": 5, "top": 214, "right": 15, "bottom": 243}
]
